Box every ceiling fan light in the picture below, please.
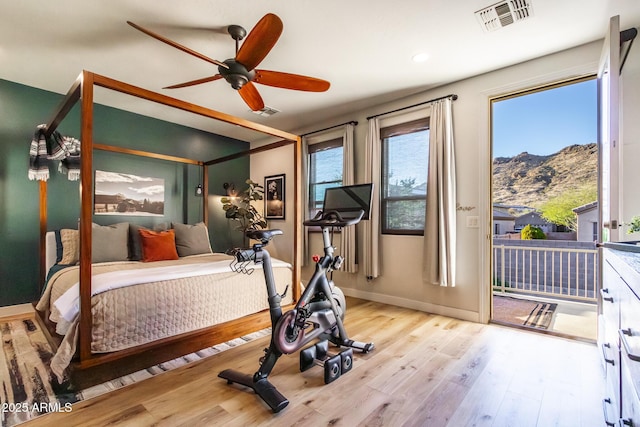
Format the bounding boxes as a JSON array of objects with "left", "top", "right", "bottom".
[
  {"left": 219, "top": 59, "right": 255, "bottom": 89},
  {"left": 226, "top": 74, "right": 249, "bottom": 90},
  {"left": 412, "top": 53, "right": 429, "bottom": 63}
]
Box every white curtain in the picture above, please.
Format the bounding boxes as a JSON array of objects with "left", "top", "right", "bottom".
[
  {"left": 423, "top": 98, "right": 457, "bottom": 287},
  {"left": 363, "top": 118, "right": 381, "bottom": 280},
  {"left": 339, "top": 123, "right": 357, "bottom": 273}
]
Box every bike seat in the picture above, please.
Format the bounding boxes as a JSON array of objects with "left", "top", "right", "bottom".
[
  {"left": 303, "top": 210, "right": 364, "bottom": 228},
  {"left": 246, "top": 229, "right": 283, "bottom": 243}
]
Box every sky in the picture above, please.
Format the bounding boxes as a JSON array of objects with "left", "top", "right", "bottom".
[
  {"left": 94, "top": 170, "right": 165, "bottom": 202},
  {"left": 492, "top": 79, "right": 597, "bottom": 158}
]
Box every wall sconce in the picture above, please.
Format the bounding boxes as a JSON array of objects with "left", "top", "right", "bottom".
[
  {"left": 223, "top": 182, "right": 237, "bottom": 197},
  {"left": 195, "top": 165, "right": 204, "bottom": 196}
]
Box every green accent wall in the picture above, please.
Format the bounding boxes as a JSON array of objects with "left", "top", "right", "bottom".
[{"left": 0, "top": 78, "right": 249, "bottom": 306}]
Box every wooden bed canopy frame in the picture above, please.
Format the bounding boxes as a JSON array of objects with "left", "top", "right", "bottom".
[{"left": 37, "top": 70, "right": 302, "bottom": 383}]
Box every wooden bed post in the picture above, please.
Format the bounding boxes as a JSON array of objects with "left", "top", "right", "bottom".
[
  {"left": 203, "top": 163, "right": 209, "bottom": 226},
  {"left": 78, "top": 70, "right": 95, "bottom": 363},
  {"left": 38, "top": 181, "right": 47, "bottom": 293},
  {"left": 40, "top": 74, "right": 82, "bottom": 293},
  {"left": 293, "top": 136, "right": 302, "bottom": 301}
]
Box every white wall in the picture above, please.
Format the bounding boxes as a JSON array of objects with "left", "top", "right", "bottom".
[
  {"left": 252, "top": 40, "right": 603, "bottom": 323},
  {"left": 576, "top": 208, "right": 598, "bottom": 242},
  {"left": 621, "top": 34, "right": 640, "bottom": 241},
  {"left": 494, "top": 219, "right": 515, "bottom": 235}
]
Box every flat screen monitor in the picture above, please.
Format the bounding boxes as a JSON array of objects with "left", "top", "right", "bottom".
[{"left": 322, "top": 184, "right": 373, "bottom": 220}]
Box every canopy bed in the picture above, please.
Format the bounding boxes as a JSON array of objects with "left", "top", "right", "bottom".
[{"left": 34, "top": 70, "right": 302, "bottom": 386}]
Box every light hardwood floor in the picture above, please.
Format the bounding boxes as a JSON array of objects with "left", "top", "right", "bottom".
[{"left": 23, "top": 298, "right": 604, "bottom": 426}]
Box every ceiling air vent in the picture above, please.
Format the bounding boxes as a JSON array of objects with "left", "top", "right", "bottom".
[
  {"left": 475, "top": 0, "right": 533, "bottom": 32},
  {"left": 251, "top": 106, "right": 280, "bottom": 117}
]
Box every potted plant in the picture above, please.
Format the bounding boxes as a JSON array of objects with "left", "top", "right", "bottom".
[
  {"left": 626, "top": 215, "right": 640, "bottom": 235},
  {"left": 221, "top": 179, "right": 267, "bottom": 237}
]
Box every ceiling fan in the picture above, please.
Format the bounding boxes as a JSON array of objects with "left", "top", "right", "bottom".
[{"left": 127, "top": 13, "right": 330, "bottom": 111}]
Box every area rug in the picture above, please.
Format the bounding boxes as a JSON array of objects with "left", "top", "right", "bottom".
[
  {"left": 492, "top": 296, "right": 557, "bottom": 329},
  {"left": 0, "top": 317, "right": 269, "bottom": 427}
]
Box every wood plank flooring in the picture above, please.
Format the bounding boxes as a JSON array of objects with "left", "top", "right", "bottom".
[{"left": 21, "top": 298, "right": 604, "bottom": 426}]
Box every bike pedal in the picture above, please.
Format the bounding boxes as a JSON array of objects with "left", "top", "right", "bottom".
[
  {"left": 324, "top": 353, "right": 342, "bottom": 384},
  {"left": 300, "top": 344, "right": 317, "bottom": 372},
  {"left": 340, "top": 348, "right": 353, "bottom": 374}
]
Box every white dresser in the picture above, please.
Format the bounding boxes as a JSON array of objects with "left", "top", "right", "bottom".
[{"left": 601, "top": 245, "right": 640, "bottom": 426}]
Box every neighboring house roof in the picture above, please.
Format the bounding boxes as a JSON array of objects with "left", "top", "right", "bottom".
[
  {"left": 514, "top": 211, "right": 553, "bottom": 226},
  {"left": 493, "top": 208, "right": 515, "bottom": 221},
  {"left": 492, "top": 204, "right": 531, "bottom": 221},
  {"left": 573, "top": 201, "right": 598, "bottom": 214}
]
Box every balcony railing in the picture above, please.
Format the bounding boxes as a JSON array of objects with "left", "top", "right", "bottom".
[{"left": 492, "top": 242, "right": 598, "bottom": 302}]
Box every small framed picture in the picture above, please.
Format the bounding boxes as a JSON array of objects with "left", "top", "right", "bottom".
[{"left": 265, "top": 174, "right": 285, "bottom": 220}]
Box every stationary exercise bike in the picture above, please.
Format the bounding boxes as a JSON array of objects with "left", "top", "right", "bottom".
[{"left": 218, "top": 208, "right": 374, "bottom": 413}]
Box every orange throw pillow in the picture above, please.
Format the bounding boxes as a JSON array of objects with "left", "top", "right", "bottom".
[{"left": 138, "top": 229, "right": 179, "bottom": 262}]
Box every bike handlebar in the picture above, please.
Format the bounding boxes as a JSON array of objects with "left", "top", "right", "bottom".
[{"left": 303, "top": 209, "right": 364, "bottom": 228}]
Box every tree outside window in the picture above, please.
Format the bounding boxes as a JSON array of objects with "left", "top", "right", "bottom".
[
  {"left": 381, "top": 118, "right": 429, "bottom": 235},
  {"left": 308, "top": 138, "right": 343, "bottom": 218}
]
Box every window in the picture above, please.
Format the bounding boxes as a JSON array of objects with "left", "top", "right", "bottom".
[
  {"left": 381, "top": 118, "right": 429, "bottom": 235},
  {"left": 308, "top": 138, "right": 343, "bottom": 218}
]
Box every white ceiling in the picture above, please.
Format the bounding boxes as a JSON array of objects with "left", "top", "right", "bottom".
[{"left": 1, "top": 0, "right": 639, "bottom": 142}]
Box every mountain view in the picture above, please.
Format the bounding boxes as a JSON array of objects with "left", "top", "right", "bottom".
[{"left": 493, "top": 143, "right": 597, "bottom": 208}]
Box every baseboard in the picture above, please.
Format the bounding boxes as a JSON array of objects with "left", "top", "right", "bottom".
[
  {"left": 0, "top": 303, "right": 35, "bottom": 320},
  {"left": 342, "top": 288, "right": 481, "bottom": 323}
]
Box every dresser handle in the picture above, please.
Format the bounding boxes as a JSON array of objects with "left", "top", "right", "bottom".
[
  {"left": 619, "top": 328, "right": 640, "bottom": 362},
  {"left": 601, "top": 343, "right": 616, "bottom": 366},
  {"left": 602, "top": 398, "right": 617, "bottom": 426},
  {"left": 601, "top": 288, "right": 614, "bottom": 303}
]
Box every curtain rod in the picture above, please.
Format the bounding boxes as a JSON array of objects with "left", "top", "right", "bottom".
[
  {"left": 366, "top": 94, "right": 458, "bottom": 120},
  {"left": 300, "top": 120, "right": 358, "bottom": 137}
]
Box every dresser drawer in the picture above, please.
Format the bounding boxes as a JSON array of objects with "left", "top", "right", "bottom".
[
  {"left": 620, "top": 280, "right": 640, "bottom": 405},
  {"left": 603, "top": 356, "right": 621, "bottom": 425},
  {"left": 602, "top": 260, "right": 622, "bottom": 337},
  {"left": 600, "top": 313, "right": 620, "bottom": 377},
  {"left": 621, "top": 353, "right": 640, "bottom": 427},
  {"left": 601, "top": 260, "right": 623, "bottom": 376},
  {"left": 602, "top": 249, "right": 640, "bottom": 426}
]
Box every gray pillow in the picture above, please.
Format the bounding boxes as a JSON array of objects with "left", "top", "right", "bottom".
[
  {"left": 173, "top": 222, "right": 212, "bottom": 257},
  {"left": 92, "top": 222, "right": 129, "bottom": 263}
]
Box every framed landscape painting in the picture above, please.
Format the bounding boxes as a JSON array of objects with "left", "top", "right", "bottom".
[
  {"left": 265, "top": 174, "right": 285, "bottom": 220},
  {"left": 94, "top": 170, "right": 165, "bottom": 216}
]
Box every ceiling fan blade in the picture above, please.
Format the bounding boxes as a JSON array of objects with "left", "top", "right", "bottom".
[
  {"left": 238, "top": 82, "right": 265, "bottom": 111},
  {"left": 254, "top": 70, "right": 330, "bottom": 92},
  {"left": 235, "top": 13, "right": 283, "bottom": 71},
  {"left": 127, "top": 21, "right": 228, "bottom": 69},
  {"left": 163, "top": 75, "right": 223, "bottom": 89},
  {"left": 152, "top": 23, "right": 229, "bottom": 35}
]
